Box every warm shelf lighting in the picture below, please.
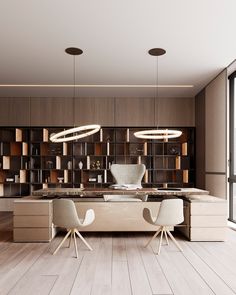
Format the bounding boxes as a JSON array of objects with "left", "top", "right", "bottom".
[{"left": 50, "top": 124, "right": 101, "bottom": 143}]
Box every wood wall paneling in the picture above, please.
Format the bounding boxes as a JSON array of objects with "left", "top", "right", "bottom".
[
  {"left": 205, "top": 174, "right": 227, "bottom": 199},
  {"left": 30, "top": 98, "right": 73, "bottom": 126},
  {"left": 74, "top": 98, "right": 114, "bottom": 126},
  {"left": 0, "top": 98, "right": 30, "bottom": 126},
  {"left": 195, "top": 90, "right": 205, "bottom": 189},
  {"left": 156, "top": 97, "right": 195, "bottom": 127},
  {"left": 205, "top": 71, "right": 227, "bottom": 173},
  {"left": 115, "top": 98, "right": 155, "bottom": 126}
]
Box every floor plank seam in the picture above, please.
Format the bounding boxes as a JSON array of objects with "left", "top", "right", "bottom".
[
  {"left": 124, "top": 234, "right": 134, "bottom": 295},
  {"left": 5, "top": 243, "right": 50, "bottom": 295},
  {"left": 68, "top": 255, "right": 84, "bottom": 295},
  {"left": 135, "top": 234, "right": 159, "bottom": 295},
  {"left": 185, "top": 241, "right": 236, "bottom": 295}
]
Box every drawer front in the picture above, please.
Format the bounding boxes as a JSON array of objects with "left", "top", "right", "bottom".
[
  {"left": 190, "top": 215, "right": 227, "bottom": 227},
  {"left": 191, "top": 202, "right": 227, "bottom": 216},
  {"left": 190, "top": 227, "right": 226, "bottom": 241},
  {"left": 14, "top": 228, "right": 52, "bottom": 242},
  {"left": 14, "top": 215, "right": 52, "bottom": 228},
  {"left": 14, "top": 202, "right": 52, "bottom": 216}
]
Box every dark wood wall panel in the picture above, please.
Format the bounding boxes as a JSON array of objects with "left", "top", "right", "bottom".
[
  {"left": 30, "top": 98, "right": 73, "bottom": 126},
  {"left": 156, "top": 97, "right": 195, "bottom": 127},
  {"left": 115, "top": 98, "right": 155, "bottom": 126},
  {"left": 195, "top": 90, "right": 205, "bottom": 189},
  {"left": 74, "top": 98, "right": 114, "bottom": 126},
  {"left": 0, "top": 98, "right": 30, "bottom": 126}
]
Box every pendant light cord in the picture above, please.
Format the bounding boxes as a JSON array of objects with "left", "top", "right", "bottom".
[
  {"left": 155, "top": 56, "right": 158, "bottom": 128},
  {"left": 73, "top": 55, "right": 76, "bottom": 126}
]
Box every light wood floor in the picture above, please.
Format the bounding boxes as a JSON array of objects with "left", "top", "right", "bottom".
[{"left": 1, "top": 213, "right": 236, "bottom": 295}]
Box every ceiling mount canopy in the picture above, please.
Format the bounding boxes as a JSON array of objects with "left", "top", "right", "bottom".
[
  {"left": 50, "top": 47, "right": 100, "bottom": 142},
  {"left": 65, "top": 47, "right": 83, "bottom": 55},
  {"left": 134, "top": 48, "right": 182, "bottom": 140},
  {"left": 148, "top": 48, "right": 166, "bottom": 56}
]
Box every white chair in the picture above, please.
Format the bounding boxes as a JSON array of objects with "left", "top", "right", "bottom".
[
  {"left": 106, "top": 164, "right": 147, "bottom": 202},
  {"left": 53, "top": 199, "right": 95, "bottom": 258},
  {"left": 143, "top": 198, "right": 184, "bottom": 254}
]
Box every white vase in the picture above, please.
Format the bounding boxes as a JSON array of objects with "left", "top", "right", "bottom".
[{"left": 78, "top": 161, "right": 83, "bottom": 169}]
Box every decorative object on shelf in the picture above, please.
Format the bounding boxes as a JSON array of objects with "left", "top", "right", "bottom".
[
  {"left": 97, "top": 174, "right": 102, "bottom": 183},
  {"left": 78, "top": 161, "right": 83, "bottom": 169},
  {"left": 49, "top": 47, "right": 100, "bottom": 143},
  {"left": 46, "top": 160, "right": 53, "bottom": 169},
  {"left": 169, "top": 146, "right": 180, "bottom": 155},
  {"left": 134, "top": 48, "right": 182, "bottom": 140},
  {"left": 96, "top": 160, "right": 101, "bottom": 169},
  {"left": 57, "top": 177, "right": 64, "bottom": 183},
  {"left": 67, "top": 161, "right": 72, "bottom": 170},
  {"left": 91, "top": 161, "right": 96, "bottom": 169}
]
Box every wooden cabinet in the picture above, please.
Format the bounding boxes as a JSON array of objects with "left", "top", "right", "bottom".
[
  {"left": 179, "top": 195, "right": 227, "bottom": 241},
  {"left": 13, "top": 200, "right": 55, "bottom": 242},
  {"left": 30, "top": 98, "right": 73, "bottom": 126},
  {"left": 74, "top": 98, "right": 114, "bottom": 126}
]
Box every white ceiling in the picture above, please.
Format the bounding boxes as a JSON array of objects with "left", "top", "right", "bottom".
[{"left": 0, "top": 0, "right": 236, "bottom": 98}]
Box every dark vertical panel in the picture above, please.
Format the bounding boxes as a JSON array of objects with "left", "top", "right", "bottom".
[{"left": 195, "top": 89, "right": 205, "bottom": 189}]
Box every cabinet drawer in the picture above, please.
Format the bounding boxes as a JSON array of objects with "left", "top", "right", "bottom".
[
  {"left": 14, "top": 201, "right": 52, "bottom": 216},
  {"left": 190, "top": 227, "right": 226, "bottom": 241},
  {"left": 191, "top": 202, "right": 227, "bottom": 215},
  {"left": 14, "top": 215, "right": 52, "bottom": 228},
  {"left": 14, "top": 228, "right": 52, "bottom": 242},
  {"left": 190, "top": 215, "right": 227, "bottom": 227}
]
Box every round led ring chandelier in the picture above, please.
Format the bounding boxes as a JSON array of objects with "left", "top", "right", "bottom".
[
  {"left": 50, "top": 47, "right": 101, "bottom": 143},
  {"left": 134, "top": 48, "right": 182, "bottom": 140},
  {"left": 134, "top": 129, "right": 182, "bottom": 140},
  {"left": 50, "top": 124, "right": 101, "bottom": 143}
]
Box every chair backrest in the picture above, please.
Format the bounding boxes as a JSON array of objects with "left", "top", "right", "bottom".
[
  {"left": 53, "top": 199, "right": 80, "bottom": 229},
  {"left": 110, "top": 164, "right": 146, "bottom": 185},
  {"left": 156, "top": 198, "right": 184, "bottom": 226}
]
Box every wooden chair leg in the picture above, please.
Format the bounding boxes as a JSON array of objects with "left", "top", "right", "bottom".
[
  {"left": 166, "top": 230, "right": 183, "bottom": 252},
  {"left": 75, "top": 229, "right": 93, "bottom": 251},
  {"left": 157, "top": 229, "right": 164, "bottom": 255},
  {"left": 144, "top": 227, "right": 162, "bottom": 248},
  {"left": 53, "top": 230, "right": 71, "bottom": 255},
  {"left": 164, "top": 229, "right": 169, "bottom": 245},
  {"left": 68, "top": 231, "right": 72, "bottom": 248},
  {"left": 73, "top": 231, "right": 79, "bottom": 258}
]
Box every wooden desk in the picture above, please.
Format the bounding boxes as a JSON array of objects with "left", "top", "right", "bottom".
[
  {"left": 32, "top": 187, "right": 209, "bottom": 197},
  {"left": 14, "top": 188, "right": 227, "bottom": 242}
]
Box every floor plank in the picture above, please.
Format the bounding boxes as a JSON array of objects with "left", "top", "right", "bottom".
[
  {"left": 136, "top": 234, "right": 173, "bottom": 295},
  {"left": 125, "top": 234, "right": 153, "bottom": 295}
]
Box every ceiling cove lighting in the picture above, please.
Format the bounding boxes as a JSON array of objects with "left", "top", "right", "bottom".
[
  {"left": 134, "top": 48, "right": 182, "bottom": 140},
  {"left": 0, "top": 84, "right": 194, "bottom": 88},
  {"left": 49, "top": 47, "right": 100, "bottom": 143}
]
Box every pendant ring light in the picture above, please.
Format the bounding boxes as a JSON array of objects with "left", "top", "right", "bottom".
[
  {"left": 50, "top": 47, "right": 101, "bottom": 142},
  {"left": 134, "top": 48, "right": 182, "bottom": 140}
]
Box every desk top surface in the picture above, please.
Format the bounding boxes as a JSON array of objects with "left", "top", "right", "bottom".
[{"left": 32, "top": 187, "right": 209, "bottom": 197}]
